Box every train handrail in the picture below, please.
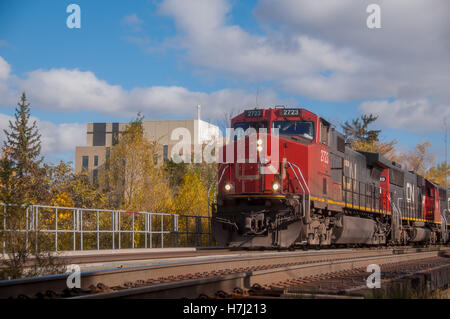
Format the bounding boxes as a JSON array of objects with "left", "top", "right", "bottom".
[
  {"left": 442, "top": 209, "right": 448, "bottom": 242},
  {"left": 209, "top": 164, "right": 230, "bottom": 201},
  {"left": 388, "top": 193, "right": 403, "bottom": 242},
  {"left": 288, "top": 162, "right": 310, "bottom": 222},
  {"left": 289, "top": 162, "right": 311, "bottom": 195},
  {"left": 207, "top": 164, "right": 230, "bottom": 219},
  {"left": 287, "top": 162, "right": 306, "bottom": 217}
]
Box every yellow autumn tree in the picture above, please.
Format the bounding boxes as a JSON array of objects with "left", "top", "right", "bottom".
[
  {"left": 101, "top": 114, "right": 173, "bottom": 212},
  {"left": 172, "top": 169, "right": 210, "bottom": 246},
  {"left": 45, "top": 161, "right": 106, "bottom": 209},
  {"left": 398, "top": 141, "right": 435, "bottom": 176},
  {"left": 173, "top": 170, "right": 209, "bottom": 217},
  {"left": 425, "top": 162, "right": 449, "bottom": 186},
  {"left": 98, "top": 114, "right": 175, "bottom": 248},
  {"left": 50, "top": 191, "right": 74, "bottom": 219},
  {"left": 353, "top": 140, "right": 399, "bottom": 162}
]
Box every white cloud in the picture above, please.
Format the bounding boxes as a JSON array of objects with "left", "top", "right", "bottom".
[
  {"left": 156, "top": 0, "right": 450, "bottom": 105},
  {"left": 0, "top": 112, "right": 85, "bottom": 158},
  {"left": 0, "top": 55, "right": 290, "bottom": 121},
  {"left": 0, "top": 57, "right": 17, "bottom": 106},
  {"left": 359, "top": 99, "right": 450, "bottom": 132},
  {"left": 122, "top": 13, "right": 143, "bottom": 26},
  {"left": 0, "top": 53, "right": 289, "bottom": 160},
  {"left": 122, "top": 13, "right": 144, "bottom": 32},
  {"left": 158, "top": 0, "right": 367, "bottom": 91},
  {"left": 21, "top": 68, "right": 128, "bottom": 114},
  {"left": 38, "top": 121, "right": 85, "bottom": 155},
  {"left": 0, "top": 113, "right": 11, "bottom": 146},
  {"left": 255, "top": 0, "right": 450, "bottom": 102},
  {"left": 0, "top": 56, "right": 10, "bottom": 80}
]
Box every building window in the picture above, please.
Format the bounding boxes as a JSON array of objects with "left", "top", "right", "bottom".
[
  {"left": 82, "top": 156, "right": 89, "bottom": 170},
  {"left": 94, "top": 155, "right": 99, "bottom": 166},
  {"left": 154, "top": 154, "right": 158, "bottom": 166},
  {"left": 93, "top": 123, "right": 106, "bottom": 146},
  {"left": 93, "top": 169, "right": 98, "bottom": 183},
  {"left": 105, "top": 148, "right": 110, "bottom": 169},
  {"left": 163, "top": 145, "right": 169, "bottom": 162},
  {"left": 112, "top": 123, "right": 119, "bottom": 145}
]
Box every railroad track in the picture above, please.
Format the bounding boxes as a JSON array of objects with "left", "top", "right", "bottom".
[
  {"left": 1, "top": 247, "right": 449, "bottom": 299},
  {"left": 253, "top": 255, "right": 450, "bottom": 298}
]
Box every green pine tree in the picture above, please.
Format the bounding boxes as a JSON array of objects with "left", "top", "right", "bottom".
[
  {"left": 3, "top": 92, "right": 42, "bottom": 177},
  {"left": 341, "top": 114, "right": 381, "bottom": 144}
]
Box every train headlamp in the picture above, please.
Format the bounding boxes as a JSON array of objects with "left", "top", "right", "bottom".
[
  {"left": 272, "top": 183, "right": 280, "bottom": 191},
  {"left": 225, "top": 184, "right": 232, "bottom": 192},
  {"left": 257, "top": 139, "right": 264, "bottom": 152}
]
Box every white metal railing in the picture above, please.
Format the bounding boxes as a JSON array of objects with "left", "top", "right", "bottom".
[{"left": 0, "top": 204, "right": 181, "bottom": 253}]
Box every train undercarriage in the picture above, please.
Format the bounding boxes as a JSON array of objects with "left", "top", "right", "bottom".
[{"left": 212, "top": 195, "right": 449, "bottom": 249}]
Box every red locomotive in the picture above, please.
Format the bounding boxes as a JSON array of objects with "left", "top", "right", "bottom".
[{"left": 212, "top": 107, "right": 449, "bottom": 248}]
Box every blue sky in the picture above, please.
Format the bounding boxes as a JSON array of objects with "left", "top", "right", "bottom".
[{"left": 0, "top": 0, "right": 448, "bottom": 165}]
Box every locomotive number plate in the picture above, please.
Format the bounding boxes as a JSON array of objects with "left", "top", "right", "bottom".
[
  {"left": 280, "top": 109, "right": 300, "bottom": 116},
  {"left": 245, "top": 110, "right": 263, "bottom": 117}
]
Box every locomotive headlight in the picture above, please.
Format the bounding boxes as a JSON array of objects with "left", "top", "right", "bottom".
[
  {"left": 272, "top": 183, "right": 280, "bottom": 191},
  {"left": 257, "top": 139, "right": 264, "bottom": 152},
  {"left": 225, "top": 184, "right": 232, "bottom": 192}
]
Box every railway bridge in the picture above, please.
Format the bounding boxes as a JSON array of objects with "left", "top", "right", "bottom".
[{"left": 1, "top": 203, "right": 450, "bottom": 299}]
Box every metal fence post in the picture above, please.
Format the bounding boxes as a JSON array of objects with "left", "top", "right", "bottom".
[
  {"left": 132, "top": 213, "right": 135, "bottom": 249},
  {"left": 185, "top": 216, "right": 188, "bottom": 247},
  {"left": 112, "top": 211, "right": 115, "bottom": 250},
  {"left": 118, "top": 211, "right": 121, "bottom": 249},
  {"left": 80, "top": 210, "right": 83, "bottom": 251},
  {"left": 2, "top": 205, "right": 6, "bottom": 255},
  {"left": 55, "top": 207, "right": 58, "bottom": 252},
  {"left": 73, "top": 209, "right": 76, "bottom": 251},
  {"left": 208, "top": 216, "right": 212, "bottom": 246},
  {"left": 149, "top": 213, "right": 152, "bottom": 249},
  {"left": 35, "top": 206, "right": 39, "bottom": 254},
  {"left": 97, "top": 210, "right": 99, "bottom": 250},
  {"left": 25, "top": 206, "right": 29, "bottom": 250},
  {"left": 196, "top": 217, "right": 201, "bottom": 247},
  {"left": 144, "top": 213, "right": 147, "bottom": 249},
  {"left": 173, "top": 215, "right": 179, "bottom": 248},
  {"left": 161, "top": 215, "right": 164, "bottom": 248}
]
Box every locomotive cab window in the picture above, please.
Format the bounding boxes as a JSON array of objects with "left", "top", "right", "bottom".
[
  {"left": 233, "top": 121, "right": 268, "bottom": 139},
  {"left": 272, "top": 121, "right": 314, "bottom": 140}
]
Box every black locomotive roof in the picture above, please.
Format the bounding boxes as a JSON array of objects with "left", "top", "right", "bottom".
[{"left": 358, "top": 151, "right": 395, "bottom": 169}]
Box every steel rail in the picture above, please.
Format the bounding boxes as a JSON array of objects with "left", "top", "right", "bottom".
[
  {"left": 1, "top": 247, "right": 449, "bottom": 299},
  {"left": 72, "top": 249, "right": 450, "bottom": 299}
]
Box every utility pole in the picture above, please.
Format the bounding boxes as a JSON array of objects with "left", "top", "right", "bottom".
[
  {"left": 256, "top": 86, "right": 260, "bottom": 108},
  {"left": 445, "top": 116, "right": 448, "bottom": 210}
]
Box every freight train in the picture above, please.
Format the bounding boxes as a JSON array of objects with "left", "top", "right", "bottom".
[{"left": 212, "top": 107, "right": 449, "bottom": 248}]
